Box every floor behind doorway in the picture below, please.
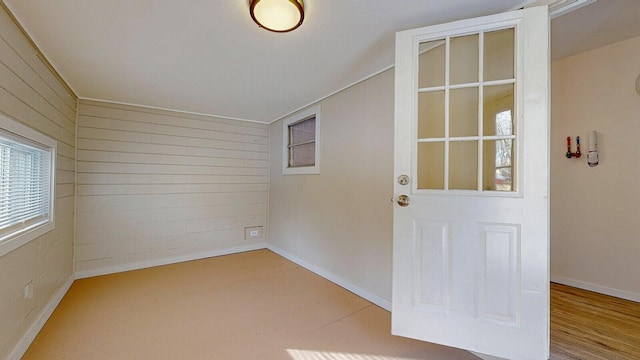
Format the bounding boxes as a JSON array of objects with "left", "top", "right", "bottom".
[{"left": 550, "top": 282, "right": 640, "bottom": 359}]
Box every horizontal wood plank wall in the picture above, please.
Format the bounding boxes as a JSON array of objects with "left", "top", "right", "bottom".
[
  {"left": 75, "top": 100, "right": 269, "bottom": 273},
  {"left": 0, "top": 5, "right": 76, "bottom": 359}
]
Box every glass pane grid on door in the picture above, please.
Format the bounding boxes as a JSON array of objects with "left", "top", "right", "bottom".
[{"left": 417, "top": 27, "right": 515, "bottom": 192}]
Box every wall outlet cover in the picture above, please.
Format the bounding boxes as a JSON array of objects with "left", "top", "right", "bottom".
[{"left": 244, "top": 226, "right": 263, "bottom": 239}]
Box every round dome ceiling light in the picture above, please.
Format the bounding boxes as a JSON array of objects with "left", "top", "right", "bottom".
[{"left": 250, "top": 0, "right": 304, "bottom": 33}]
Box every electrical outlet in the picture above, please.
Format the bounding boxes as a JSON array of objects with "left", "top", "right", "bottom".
[{"left": 244, "top": 226, "right": 263, "bottom": 239}]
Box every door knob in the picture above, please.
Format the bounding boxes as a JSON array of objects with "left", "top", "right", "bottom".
[{"left": 396, "top": 195, "right": 410, "bottom": 207}]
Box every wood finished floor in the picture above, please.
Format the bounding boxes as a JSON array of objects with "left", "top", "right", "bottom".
[
  {"left": 21, "top": 250, "right": 640, "bottom": 359},
  {"left": 550, "top": 282, "right": 640, "bottom": 360}
]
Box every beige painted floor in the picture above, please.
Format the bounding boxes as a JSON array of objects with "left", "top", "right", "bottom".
[{"left": 22, "top": 249, "right": 479, "bottom": 360}]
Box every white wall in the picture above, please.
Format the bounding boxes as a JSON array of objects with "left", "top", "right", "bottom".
[
  {"left": 0, "top": 5, "right": 76, "bottom": 358},
  {"left": 75, "top": 100, "right": 269, "bottom": 276},
  {"left": 269, "top": 69, "right": 395, "bottom": 305},
  {"left": 551, "top": 35, "right": 640, "bottom": 300}
]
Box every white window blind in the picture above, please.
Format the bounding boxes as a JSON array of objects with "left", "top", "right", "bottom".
[
  {"left": 282, "top": 105, "right": 320, "bottom": 175},
  {"left": 0, "top": 114, "right": 56, "bottom": 257},
  {"left": 0, "top": 133, "right": 51, "bottom": 239},
  {"left": 288, "top": 116, "right": 316, "bottom": 168}
]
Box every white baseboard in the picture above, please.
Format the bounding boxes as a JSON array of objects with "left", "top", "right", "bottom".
[
  {"left": 551, "top": 275, "right": 640, "bottom": 302},
  {"left": 75, "top": 243, "right": 268, "bottom": 279},
  {"left": 267, "top": 244, "right": 392, "bottom": 311},
  {"left": 8, "top": 274, "right": 75, "bottom": 360}
]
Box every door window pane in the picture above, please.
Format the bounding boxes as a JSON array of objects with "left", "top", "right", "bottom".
[
  {"left": 483, "top": 85, "right": 514, "bottom": 136},
  {"left": 418, "top": 40, "right": 446, "bottom": 88},
  {"left": 418, "top": 142, "right": 444, "bottom": 190},
  {"left": 450, "top": 34, "right": 479, "bottom": 85},
  {"left": 484, "top": 139, "right": 514, "bottom": 191},
  {"left": 418, "top": 91, "right": 445, "bottom": 139},
  {"left": 484, "top": 28, "right": 515, "bottom": 81},
  {"left": 449, "top": 141, "right": 478, "bottom": 190},
  {"left": 450, "top": 87, "right": 479, "bottom": 137}
]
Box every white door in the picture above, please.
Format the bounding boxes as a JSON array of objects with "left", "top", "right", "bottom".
[{"left": 392, "top": 6, "right": 549, "bottom": 360}]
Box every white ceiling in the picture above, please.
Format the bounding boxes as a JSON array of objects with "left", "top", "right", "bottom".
[{"left": 3, "top": 0, "right": 639, "bottom": 123}]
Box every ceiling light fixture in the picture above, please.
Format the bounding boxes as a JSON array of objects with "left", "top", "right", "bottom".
[{"left": 250, "top": 0, "right": 304, "bottom": 33}]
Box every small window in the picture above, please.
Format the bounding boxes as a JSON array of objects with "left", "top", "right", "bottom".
[
  {"left": 494, "top": 110, "right": 514, "bottom": 191},
  {"left": 0, "top": 113, "right": 56, "bottom": 257},
  {"left": 282, "top": 105, "right": 320, "bottom": 175}
]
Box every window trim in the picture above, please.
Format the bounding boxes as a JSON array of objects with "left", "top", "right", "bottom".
[
  {"left": 0, "top": 113, "right": 56, "bottom": 257},
  {"left": 282, "top": 105, "right": 320, "bottom": 175}
]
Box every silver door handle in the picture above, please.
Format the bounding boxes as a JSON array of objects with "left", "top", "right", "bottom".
[{"left": 392, "top": 195, "right": 410, "bottom": 207}]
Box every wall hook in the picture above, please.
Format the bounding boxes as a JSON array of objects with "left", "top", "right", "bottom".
[{"left": 566, "top": 136, "right": 581, "bottom": 158}]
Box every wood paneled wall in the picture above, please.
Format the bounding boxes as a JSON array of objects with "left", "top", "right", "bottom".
[
  {"left": 75, "top": 100, "right": 269, "bottom": 274},
  {"left": 0, "top": 5, "right": 76, "bottom": 359}
]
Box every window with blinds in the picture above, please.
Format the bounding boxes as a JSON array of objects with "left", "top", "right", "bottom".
[
  {"left": 282, "top": 105, "right": 320, "bottom": 175},
  {"left": 0, "top": 114, "right": 56, "bottom": 257},
  {"left": 288, "top": 116, "right": 316, "bottom": 168}
]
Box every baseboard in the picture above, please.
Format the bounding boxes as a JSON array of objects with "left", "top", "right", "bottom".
[
  {"left": 8, "top": 274, "right": 75, "bottom": 360},
  {"left": 267, "top": 244, "right": 392, "bottom": 311},
  {"left": 75, "top": 243, "right": 268, "bottom": 279},
  {"left": 551, "top": 275, "right": 640, "bottom": 303}
]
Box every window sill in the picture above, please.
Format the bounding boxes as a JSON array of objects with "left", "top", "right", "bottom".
[
  {"left": 283, "top": 165, "right": 320, "bottom": 175},
  {"left": 0, "top": 220, "right": 55, "bottom": 257}
]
